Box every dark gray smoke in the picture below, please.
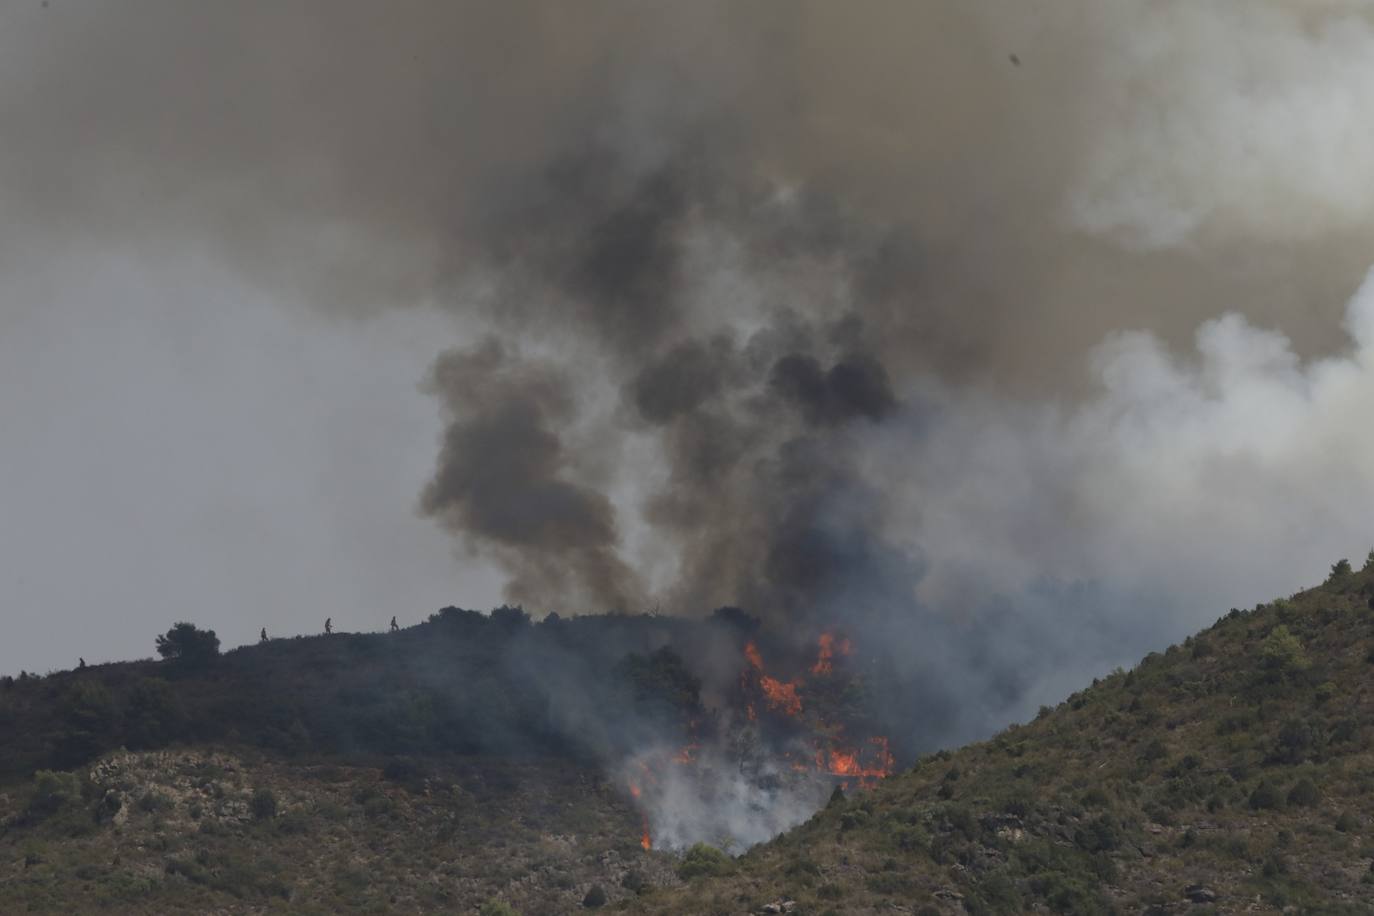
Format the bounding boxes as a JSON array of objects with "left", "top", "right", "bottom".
[
  {"left": 7, "top": 0, "right": 1374, "bottom": 759},
  {"left": 420, "top": 339, "right": 641, "bottom": 612}
]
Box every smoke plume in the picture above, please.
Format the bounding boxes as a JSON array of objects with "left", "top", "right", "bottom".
[{"left": 7, "top": 0, "right": 1374, "bottom": 838}]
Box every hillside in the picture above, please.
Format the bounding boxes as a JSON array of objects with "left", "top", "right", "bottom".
[
  {"left": 4, "top": 561, "right": 1374, "bottom": 914},
  {"left": 633, "top": 559, "right": 1374, "bottom": 914},
  {"left": 0, "top": 748, "right": 674, "bottom": 913}
]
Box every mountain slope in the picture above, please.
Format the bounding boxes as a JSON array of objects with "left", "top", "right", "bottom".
[
  {"left": 633, "top": 561, "right": 1374, "bottom": 914},
  {"left": 0, "top": 747, "right": 677, "bottom": 913},
  {"left": 5, "top": 563, "right": 1374, "bottom": 914}
]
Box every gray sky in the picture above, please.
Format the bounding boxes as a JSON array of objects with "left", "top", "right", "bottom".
[
  {"left": 0, "top": 244, "right": 502, "bottom": 674},
  {"left": 4, "top": 1, "right": 1374, "bottom": 707}
]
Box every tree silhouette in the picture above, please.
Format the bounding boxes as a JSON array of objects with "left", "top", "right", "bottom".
[{"left": 155, "top": 622, "right": 220, "bottom": 668}]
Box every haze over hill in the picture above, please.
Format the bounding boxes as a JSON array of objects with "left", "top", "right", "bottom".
[{"left": 4, "top": 563, "right": 1374, "bottom": 913}]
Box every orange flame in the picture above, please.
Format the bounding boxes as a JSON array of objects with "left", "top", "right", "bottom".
[
  {"left": 743, "top": 641, "right": 804, "bottom": 716},
  {"left": 810, "top": 632, "right": 854, "bottom": 675},
  {"left": 759, "top": 674, "right": 803, "bottom": 716},
  {"left": 811, "top": 633, "right": 835, "bottom": 675},
  {"left": 641, "top": 815, "right": 652, "bottom": 851},
  {"left": 813, "top": 735, "right": 893, "bottom": 787}
]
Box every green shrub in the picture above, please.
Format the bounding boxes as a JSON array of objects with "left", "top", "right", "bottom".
[
  {"left": 479, "top": 900, "right": 520, "bottom": 916},
  {"left": 677, "top": 843, "right": 733, "bottom": 880},
  {"left": 1248, "top": 780, "right": 1283, "bottom": 811},
  {"left": 1260, "top": 626, "right": 1310, "bottom": 674},
  {"left": 1286, "top": 778, "right": 1319, "bottom": 807},
  {"left": 1141, "top": 738, "right": 1168, "bottom": 763},
  {"left": 26, "top": 770, "right": 83, "bottom": 820}
]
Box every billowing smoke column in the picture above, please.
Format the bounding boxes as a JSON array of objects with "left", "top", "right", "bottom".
[{"left": 8, "top": 0, "right": 1374, "bottom": 844}]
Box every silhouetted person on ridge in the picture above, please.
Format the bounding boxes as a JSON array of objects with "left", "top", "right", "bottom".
[
  {"left": 78, "top": 657, "right": 86, "bottom": 669},
  {"left": 324, "top": 617, "right": 332, "bottom": 635},
  {"left": 390, "top": 616, "right": 398, "bottom": 633},
  {"left": 260, "top": 627, "right": 268, "bottom": 643}
]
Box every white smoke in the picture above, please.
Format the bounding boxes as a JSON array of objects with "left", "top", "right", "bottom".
[
  {"left": 622, "top": 739, "right": 833, "bottom": 852},
  {"left": 892, "top": 267, "right": 1374, "bottom": 649},
  {"left": 1058, "top": 0, "right": 1374, "bottom": 247}
]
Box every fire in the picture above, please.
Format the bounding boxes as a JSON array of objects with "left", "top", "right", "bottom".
[
  {"left": 626, "top": 632, "right": 896, "bottom": 853},
  {"left": 813, "top": 735, "right": 893, "bottom": 788},
  {"left": 810, "top": 632, "right": 853, "bottom": 675},
  {"left": 743, "top": 640, "right": 804, "bottom": 716},
  {"left": 759, "top": 674, "right": 802, "bottom": 716}
]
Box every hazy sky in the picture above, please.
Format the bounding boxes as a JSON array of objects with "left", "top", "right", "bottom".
[
  {"left": 4, "top": 1, "right": 1374, "bottom": 713},
  {"left": 0, "top": 245, "right": 505, "bottom": 673}
]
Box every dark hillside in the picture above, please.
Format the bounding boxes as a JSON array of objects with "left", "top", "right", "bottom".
[
  {"left": 637, "top": 560, "right": 1374, "bottom": 914},
  {"left": 0, "top": 607, "right": 738, "bottom": 780}
]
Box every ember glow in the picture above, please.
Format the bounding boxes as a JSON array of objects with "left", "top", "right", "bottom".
[
  {"left": 743, "top": 640, "right": 805, "bottom": 716},
  {"left": 623, "top": 632, "right": 896, "bottom": 850},
  {"left": 810, "top": 632, "right": 853, "bottom": 676},
  {"left": 817, "top": 736, "right": 894, "bottom": 789}
]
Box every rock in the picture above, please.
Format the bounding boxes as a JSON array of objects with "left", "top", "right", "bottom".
[{"left": 1184, "top": 884, "right": 1217, "bottom": 904}]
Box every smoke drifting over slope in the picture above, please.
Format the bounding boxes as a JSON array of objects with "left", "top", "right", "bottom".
[{"left": 6, "top": 0, "right": 1374, "bottom": 753}]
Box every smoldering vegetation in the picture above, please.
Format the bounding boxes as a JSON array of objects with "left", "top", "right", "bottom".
[
  {"left": 2, "top": 609, "right": 900, "bottom": 848},
  {"left": 7, "top": 0, "right": 1374, "bottom": 839}
]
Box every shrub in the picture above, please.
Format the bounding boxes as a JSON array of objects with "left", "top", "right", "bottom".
[
  {"left": 1273, "top": 718, "right": 1318, "bottom": 765},
  {"left": 1284, "top": 778, "right": 1319, "bottom": 807},
  {"left": 382, "top": 757, "right": 426, "bottom": 789},
  {"left": 1329, "top": 558, "right": 1353, "bottom": 581},
  {"left": 125, "top": 678, "right": 189, "bottom": 748},
  {"left": 27, "top": 770, "right": 83, "bottom": 820},
  {"left": 250, "top": 787, "right": 277, "bottom": 820},
  {"left": 137, "top": 790, "right": 171, "bottom": 813},
  {"left": 52, "top": 680, "right": 116, "bottom": 767},
  {"left": 155, "top": 622, "right": 221, "bottom": 667},
  {"left": 1260, "top": 626, "right": 1310, "bottom": 675},
  {"left": 1074, "top": 814, "right": 1123, "bottom": 853},
  {"left": 677, "top": 843, "right": 733, "bottom": 880},
  {"left": 1248, "top": 780, "right": 1282, "bottom": 810},
  {"left": 1141, "top": 738, "right": 1168, "bottom": 763},
  {"left": 479, "top": 901, "right": 520, "bottom": 916},
  {"left": 581, "top": 884, "right": 607, "bottom": 908}
]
